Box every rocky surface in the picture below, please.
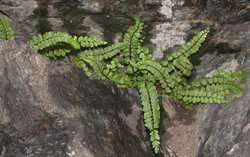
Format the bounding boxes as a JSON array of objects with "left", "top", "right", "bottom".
[
  {"left": 0, "top": 0, "right": 249, "bottom": 157},
  {"left": 0, "top": 40, "right": 153, "bottom": 157},
  {"left": 0, "top": 0, "right": 160, "bottom": 43}
]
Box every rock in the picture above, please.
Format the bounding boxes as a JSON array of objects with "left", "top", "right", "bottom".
[
  {"left": 0, "top": 0, "right": 249, "bottom": 156},
  {"left": 0, "top": 40, "right": 153, "bottom": 157},
  {"left": 0, "top": 0, "right": 159, "bottom": 43},
  {"left": 194, "top": 21, "right": 250, "bottom": 157}
]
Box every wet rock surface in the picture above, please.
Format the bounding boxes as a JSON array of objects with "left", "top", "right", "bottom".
[
  {"left": 0, "top": 0, "right": 249, "bottom": 156},
  {"left": 0, "top": 40, "right": 153, "bottom": 157}
]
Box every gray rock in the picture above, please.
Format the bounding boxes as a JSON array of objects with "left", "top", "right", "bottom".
[
  {"left": 195, "top": 21, "right": 250, "bottom": 157},
  {"left": 0, "top": 40, "right": 153, "bottom": 157},
  {"left": 0, "top": 0, "right": 159, "bottom": 43},
  {"left": 0, "top": 0, "right": 250, "bottom": 156}
]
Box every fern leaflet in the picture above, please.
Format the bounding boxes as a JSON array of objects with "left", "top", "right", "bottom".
[{"left": 0, "top": 16, "right": 14, "bottom": 40}]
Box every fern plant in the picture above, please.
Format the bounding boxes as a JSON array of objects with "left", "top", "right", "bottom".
[
  {"left": 0, "top": 16, "right": 14, "bottom": 40},
  {"left": 28, "top": 17, "right": 247, "bottom": 154}
]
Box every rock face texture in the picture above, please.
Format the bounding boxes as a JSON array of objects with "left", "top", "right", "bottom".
[
  {"left": 0, "top": 0, "right": 249, "bottom": 157},
  {"left": 0, "top": 40, "right": 152, "bottom": 157},
  {"left": 193, "top": 14, "right": 250, "bottom": 157},
  {"left": 0, "top": 0, "right": 160, "bottom": 43}
]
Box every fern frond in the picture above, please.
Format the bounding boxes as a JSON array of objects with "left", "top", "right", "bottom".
[
  {"left": 37, "top": 43, "right": 75, "bottom": 58},
  {"left": 122, "top": 17, "right": 144, "bottom": 62},
  {"left": 78, "top": 36, "right": 107, "bottom": 48},
  {"left": 73, "top": 57, "right": 93, "bottom": 77},
  {"left": 173, "top": 88, "right": 228, "bottom": 105},
  {"left": 78, "top": 43, "right": 127, "bottom": 60},
  {"left": 28, "top": 32, "right": 80, "bottom": 51},
  {"left": 104, "top": 70, "right": 133, "bottom": 88},
  {"left": 0, "top": 16, "right": 14, "bottom": 40},
  {"left": 173, "top": 69, "right": 246, "bottom": 108},
  {"left": 78, "top": 57, "right": 108, "bottom": 80},
  {"left": 191, "top": 77, "right": 244, "bottom": 97},
  {"left": 43, "top": 48, "right": 71, "bottom": 58},
  {"left": 75, "top": 56, "right": 133, "bottom": 87},
  {"left": 123, "top": 17, "right": 144, "bottom": 44},
  {"left": 136, "top": 60, "right": 176, "bottom": 93},
  {"left": 150, "top": 130, "right": 160, "bottom": 153},
  {"left": 172, "top": 56, "right": 193, "bottom": 76},
  {"left": 212, "top": 69, "right": 247, "bottom": 83},
  {"left": 167, "top": 27, "right": 210, "bottom": 61},
  {"left": 138, "top": 82, "right": 160, "bottom": 153}
]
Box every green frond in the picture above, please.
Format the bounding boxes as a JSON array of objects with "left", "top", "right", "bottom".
[
  {"left": 35, "top": 42, "right": 77, "bottom": 58},
  {"left": 122, "top": 17, "right": 144, "bottom": 62},
  {"left": 150, "top": 130, "right": 160, "bottom": 153},
  {"left": 74, "top": 56, "right": 107, "bottom": 79},
  {"left": 173, "top": 69, "right": 246, "bottom": 108},
  {"left": 73, "top": 57, "right": 93, "bottom": 77},
  {"left": 78, "top": 42, "right": 127, "bottom": 60},
  {"left": 167, "top": 27, "right": 210, "bottom": 61},
  {"left": 0, "top": 16, "right": 14, "bottom": 40},
  {"left": 136, "top": 60, "right": 177, "bottom": 93},
  {"left": 103, "top": 58, "right": 133, "bottom": 88},
  {"left": 191, "top": 77, "right": 244, "bottom": 97},
  {"left": 138, "top": 82, "right": 160, "bottom": 153},
  {"left": 28, "top": 32, "right": 80, "bottom": 51},
  {"left": 78, "top": 36, "right": 107, "bottom": 48},
  {"left": 43, "top": 48, "right": 71, "bottom": 58},
  {"left": 123, "top": 17, "right": 144, "bottom": 44},
  {"left": 213, "top": 69, "right": 247, "bottom": 83},
  {"left": 172, "top": 56, "right": 193, "bottom": 76},
  {"left": 173, "top": 88, "right": 229, "bottom": 106},
  {"left": 104, "top": 70, "right": 133, "bottom": 88}
]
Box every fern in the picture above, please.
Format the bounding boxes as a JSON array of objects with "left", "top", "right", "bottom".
[
  {"left": 166, "top": 27, "right": 210, "bottom": 61},
  {"left": 122, "top": 17, "right": 145, "bottom": 63},
  {"left": 172, "top": 56, "right": 193, "bottom": 76},
  {"left": 28, "top": 32, "right": 80, "bottom": 52},
  {"left": 138, "top": 82, "right": 160, "bottom": 153},
  {"left": 43, "top": 49, "right": 71, "bottom": 58},
  {"left": 75, "top": 57, "right": 108, "bottom": 79},
  {"left": 173, "top": 70, "right": 246, "bottom": 108},
  {"left": 29, "top": 17, "right": 247, "bottom": 154},
  {"left": 0, "top": 16, "right": 14, "bottom": 40},
  {"left": 135, "top": 60, "right": 176, "bottom": 93},
  {"left": 78, "top": 42, "right": 127, "bottom": 60},
  {"left": 78, "top": 36, "right": 107, "bottom": 48}
]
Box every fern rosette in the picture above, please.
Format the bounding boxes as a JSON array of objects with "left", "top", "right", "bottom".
[{"left": 28, "top": 17, "right": 247, "bottom": 154}]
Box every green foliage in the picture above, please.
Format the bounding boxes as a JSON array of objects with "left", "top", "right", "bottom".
[
  {"left": 28, "top": 17, "right": 247, "bottom": 154},
  {"left": 138, "top": 82, "right": 160, "bottom": 153},
  {"left": 27, "top": 32, "right": 108, "bottom": 58},
  {"left": 78, "top": 42, "right": 127, "bottom": 60},
  {"left": 0, "top": 16, "right": 14, "bottom": 40},
  {"left": 166, "top": 27, "right": 210, "bottom": 61},
  {"left": 123, "top": 17, "right": 146, "bottom": 63},
  {"left": 172, "top": 69, "right": 246, "bottom": 108},
  {"left": 27, "top": 32, "right": 80, "bottom": 58},
  {"left": 78, "top": 36, "right": 107, "bottom": 48}
]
